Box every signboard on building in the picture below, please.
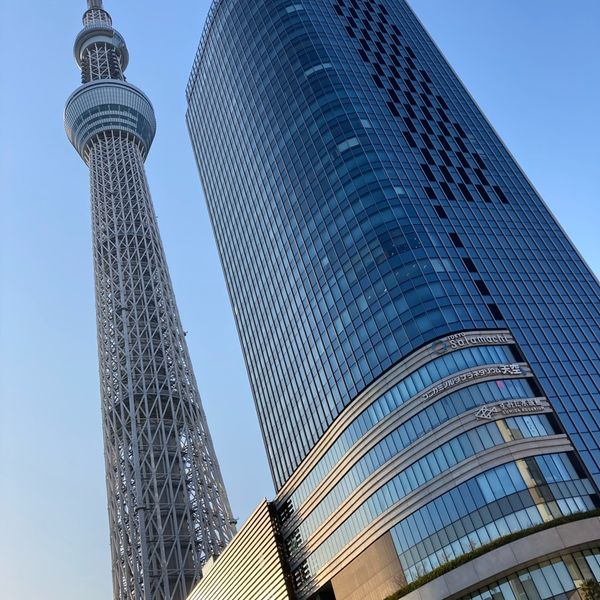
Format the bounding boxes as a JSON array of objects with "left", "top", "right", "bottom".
[{"left": 475, "top": 398, "right": 546, "bottom": 420}]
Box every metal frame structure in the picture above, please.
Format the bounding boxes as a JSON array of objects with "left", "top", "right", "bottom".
[{"left": 65, "top": 3, "right": 235, "bottom": 599}]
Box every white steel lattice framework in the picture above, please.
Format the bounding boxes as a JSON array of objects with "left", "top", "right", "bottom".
[{"left": 65, "top": 2, "right": 235, "bottom": 599}]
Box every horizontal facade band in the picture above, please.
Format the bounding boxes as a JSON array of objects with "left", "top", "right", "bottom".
[
  {"left": 281, "top": 372, "right": 538, "bottom": 535},
  {"left": 283, "top": 399, "right": 554, "bottom": 542},
  {"left": 187, "top": 500, "right": 291, "bottom": 600},
  {"left": 276, "top": 329, "right": 514, "bottom": 504},
  {"left": 297, "top": 439, "right": 575, "bottom": 598},
  {"left": 401, "top": 516, "right": 600, "bottom": 600}
]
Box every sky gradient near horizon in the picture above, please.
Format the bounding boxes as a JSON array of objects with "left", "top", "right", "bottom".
[{"left": 0, "top": 1, "right": 599, "bottom": 599}]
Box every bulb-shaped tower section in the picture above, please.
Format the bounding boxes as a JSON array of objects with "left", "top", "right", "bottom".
[{"left": 65, "top": 2, "right": 235, "bottom": 599}]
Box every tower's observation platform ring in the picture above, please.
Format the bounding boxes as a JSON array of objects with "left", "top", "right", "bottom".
[
  {"left": 74, "top": 23, "right": 129, "bottom": 70},
  {"left": 65, "top": 80, "right": 156, "bottom": 163}
]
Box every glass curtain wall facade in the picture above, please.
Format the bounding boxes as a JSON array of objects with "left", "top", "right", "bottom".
[
  {"left": 458, "top": 548, "right": 600, "bottom": 600},
  {"left": 186, "top": 0, "right": 600, "bottom": 597}
]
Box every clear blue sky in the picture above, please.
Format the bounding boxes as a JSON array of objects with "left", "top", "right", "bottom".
[{"left": 0, "top": 1, "right": 598, "bottom": 599}]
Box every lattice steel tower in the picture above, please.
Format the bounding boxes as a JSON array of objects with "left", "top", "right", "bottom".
[{"left": 65, "top": 2, "right": 235, "bottom": 599}]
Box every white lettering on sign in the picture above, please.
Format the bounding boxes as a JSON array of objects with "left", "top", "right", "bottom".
[
  {"left": 432, "top": 332, "right": 512, "bottom": 355},
  {"left": 421, "top": 364, "right": 523, "bottom": 402},
  {"left": 448, "top": 332, "right": 511, "bottom": 349},
  {"left": 475, "top": 398, "right": 546, "bottom": 420}
]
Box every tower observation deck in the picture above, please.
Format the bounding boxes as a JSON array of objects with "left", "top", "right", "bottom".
[{"left": 65, "top": 2, "right": 235, "bottom": 599}]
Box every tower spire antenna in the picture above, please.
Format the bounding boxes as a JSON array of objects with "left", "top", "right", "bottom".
[{"left": 82, "top": 0, "right": 113, "bottom": 31}]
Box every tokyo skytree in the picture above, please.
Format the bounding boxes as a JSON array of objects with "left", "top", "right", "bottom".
[{"left": 64, "top": 2, "right": 235, "bottom": 599}]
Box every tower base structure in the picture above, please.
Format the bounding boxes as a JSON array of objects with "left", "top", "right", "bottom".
[
  {"left": 184, "top": 332, "right": 600, "bottom": 600},
  {"left": 272, "top": 331, "right": 599, "bottom": 600},
  {"left": 185, "top": 512, "right": 600, "bottom": 600}
]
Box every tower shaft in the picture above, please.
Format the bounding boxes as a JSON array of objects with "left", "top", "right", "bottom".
[
  {"left": 90, "top": 132, "right": 231, "bottom": 598},
  {"left": 66, "top": 4, "right": 235, "bottom": 600}
]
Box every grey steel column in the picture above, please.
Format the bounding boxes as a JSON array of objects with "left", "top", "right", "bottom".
[{"left": 65, "top": 2, "right": 235, "bottom": 599}]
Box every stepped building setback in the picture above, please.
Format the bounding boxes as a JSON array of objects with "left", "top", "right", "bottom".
[
  {"left": 65, "top": 2, "right": 235, "bottom": 599},
  {"left": 186, "top": 0, "right": 600, "bottom": 598}
]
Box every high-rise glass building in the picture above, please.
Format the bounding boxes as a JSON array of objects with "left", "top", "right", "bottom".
[
  {"left": 65, "top": 2, "right": 235, "bottom": 600},
  {"left": 186, "top": 1, "right": 600, "bottom": 598}
]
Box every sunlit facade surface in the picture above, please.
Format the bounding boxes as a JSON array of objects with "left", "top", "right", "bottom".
[
  {"left": 187, "top": 501, "right": 293, "bottom": 600},
  {"left": 187, "top": 0, "right": 600, "bottom": 598},
  {"left": 458, "top": 548, "right": 600, "bottom": 600}
]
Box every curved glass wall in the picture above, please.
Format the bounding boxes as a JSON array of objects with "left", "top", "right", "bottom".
[
  {"left": 283, "top": 344, "right": 518, "bottom": 516},
  {"left": 286, "top": 414, "right": 558, "bottom": 555},
  {"left": 390, "top": 454, "right": 596, "bottom": 583},
  {"left": 282, "top": 376, "right": 533, "bottom": 528},
  {"left": 459, "top": 549, "right": 600, "bottom": 600},
  {"left": 293, "top": 454, "right": 596, "bottom": 590}
]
